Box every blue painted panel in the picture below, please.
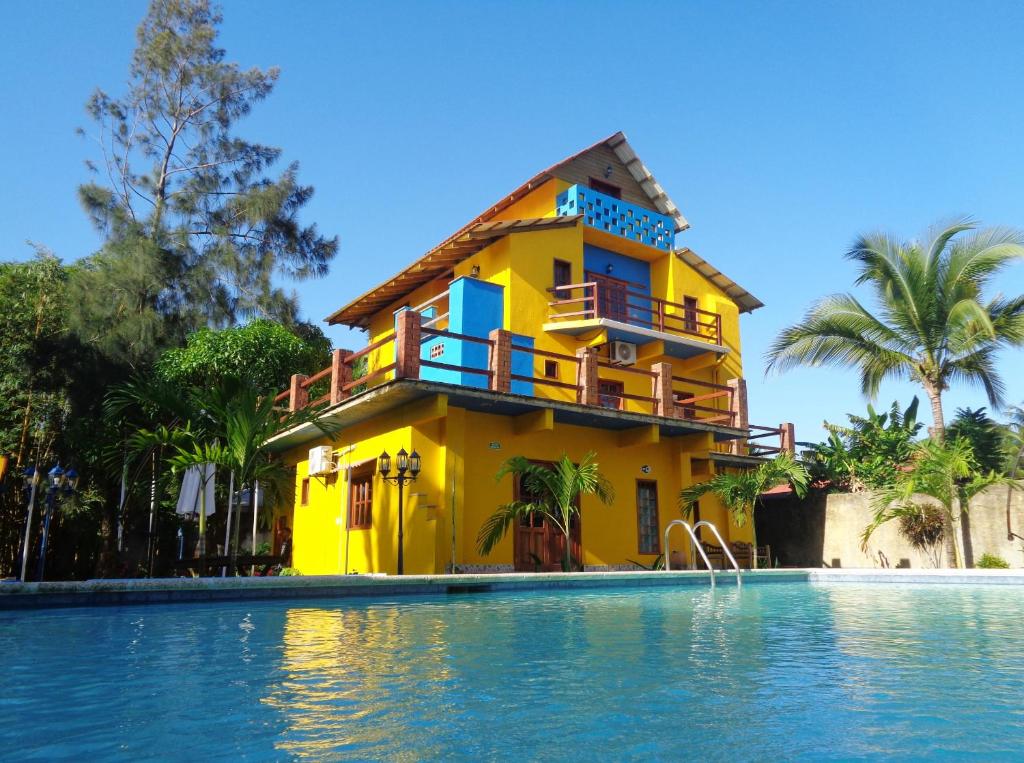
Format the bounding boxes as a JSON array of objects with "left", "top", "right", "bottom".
[
  {"left": 510, "top": 333, "right": 534, "bottom": 396},
  {"left": 555, "top": 183, "right": 673, "bottom": 250},
  {"left": 402, "top": 276, "right": 506, "bottom": 389}
]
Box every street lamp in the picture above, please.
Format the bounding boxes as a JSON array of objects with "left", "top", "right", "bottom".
[
  {"left": 378, "top": 448, "right": 421, "bottom": 575},
  {"left": 36, "top": 465, "right": 79, "bottom": 582}
]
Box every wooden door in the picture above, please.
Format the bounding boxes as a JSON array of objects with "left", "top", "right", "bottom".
[
  {"left": 512, "top": 467, "right": 583, "bottom": 572},
  {"left": 586, "top": 271, "right": 630, "bottom": 323}
]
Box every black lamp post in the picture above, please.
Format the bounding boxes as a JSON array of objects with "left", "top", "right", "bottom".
[
  {"left": 378, "top": 448, "right": 421, "bottom": 575},
  {"left": 37, "top": 466, "right": 78, "bottom": 581}
]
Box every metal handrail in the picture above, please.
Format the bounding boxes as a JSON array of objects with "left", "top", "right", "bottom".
[
  {"left": 692, "top": 520, "right": 742, "bottom": 587},
  {"left": 664, "top": 520, "right": 717, "bottom": 587}
]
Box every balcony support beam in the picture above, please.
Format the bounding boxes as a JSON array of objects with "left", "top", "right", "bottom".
[
  {"left": 618, "top": 424, "right": 659, "bottom": 448},
  {"left": 514, "top": 408, "right": 554, "bottom": 435}
]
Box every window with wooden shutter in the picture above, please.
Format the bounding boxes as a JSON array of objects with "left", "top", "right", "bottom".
[
  {"left": 349, "top": 469, "right": 373, "bottom": 529},
  {"left": 636, "top": 480, "right": 660, "bottom": 554}
]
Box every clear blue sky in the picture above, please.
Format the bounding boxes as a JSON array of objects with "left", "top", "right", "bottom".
[{"left": 2, "top": 0, "right": 1023, "bottom": 442}]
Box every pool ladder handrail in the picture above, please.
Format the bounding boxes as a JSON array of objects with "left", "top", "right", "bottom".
[
  {"left": 663, "top": 519, "right": 742, "bottom": 588},
  {"left": 692, "top": 520, "right": 742, "bottom": 588}
]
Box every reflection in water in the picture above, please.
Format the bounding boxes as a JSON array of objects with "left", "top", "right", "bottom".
[{"left": 2, "top": 583, "right": 1024, "bottom": 759}]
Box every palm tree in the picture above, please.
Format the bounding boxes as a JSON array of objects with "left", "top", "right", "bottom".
[
  {"left": 108, "top": 377, "right": 337, "bottom": 574},
  {"left": 477, "top": 452, "right": 614, "bottom": 572},
  {"left": 679, "top": 454, "right": 809, "bottom": 561},
  {"left": 766, "top": 219, "right": 1024, "bottom": 442},
  {"left": 862, "top": 438, "right": 1007, "bottom": 568}
]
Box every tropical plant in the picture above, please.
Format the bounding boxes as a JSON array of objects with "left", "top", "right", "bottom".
[
  {"left": 626, "top": 554, "right": 665, "bottom": 571},
  {"left": 109, "top": 376, "right": 339, "bottom": 572},
  {"left": 947, "top": 407, "right": 1005, "bottom": 474},
  {"left": 767, "top": 219, "right": 1024, "bottom": 443},
  {"left": 477, "top": 452, "right": 614, "bottom": 572},
  {"left": 155, "top": 319, "right": 330, "bottom": 394},
  {"left": 679, "top": 454, "right": 810, "bottom": 551},
  {"left": 862, "top": 438, "right": 1007, "bottom": 568},
  {"left": 976, "top": 553, "right": 1010, "bottom": 569},
  {"left": 805, "top": 398, "right": 922, "bottom": 490}
]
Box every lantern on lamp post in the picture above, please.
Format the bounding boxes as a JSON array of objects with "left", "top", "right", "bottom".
[{"left": 377, "top": 447, "right": 421, "bottom": 575}]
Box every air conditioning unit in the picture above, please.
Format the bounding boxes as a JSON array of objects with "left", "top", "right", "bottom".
[
  {"left": 609, "top": 340, "right": 637, "bottom": 366},
  {"left": 308, "top": 445, "right": 335, "bottom": 476}
]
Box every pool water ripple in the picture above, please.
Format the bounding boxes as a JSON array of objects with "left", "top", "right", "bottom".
[{"left": 2, "top": 582, "right": 1023, "bottom": 760}]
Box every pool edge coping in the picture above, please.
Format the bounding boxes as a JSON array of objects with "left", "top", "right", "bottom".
[{"left": 2, "top": 567, "right": 1024, "bottom": 610}]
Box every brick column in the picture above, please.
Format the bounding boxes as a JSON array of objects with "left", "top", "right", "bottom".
[
  {"left": 576, "top": 348, "right": 599, "bottom": 406},
  {"left": 394, "top": 309, "right": 422, "bottom": 380},
  {"left": 330, "top": 349, "right": 352, "bottom": 404},
  {"left": 726, "top": 377, "right": 748, "bottom": 454},
  {"left": 289, "top": 374, "right": 309, "bottom": 412},
  {"left": 488, "top": 329, "right": 512, "bottom": 393},
  {"left": 780, "top": 422, "right": 796, "bottom": 454},
  {"left": 652, "top": 362, "right": 675, "bottom": 418}
]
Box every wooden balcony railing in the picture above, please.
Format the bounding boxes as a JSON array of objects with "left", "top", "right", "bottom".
[
  {"left": 275, "top": 310, "right": 745, "bottom": 430},
  {"left": 547, "top": 277, "right": 722, "bottom": 345}
]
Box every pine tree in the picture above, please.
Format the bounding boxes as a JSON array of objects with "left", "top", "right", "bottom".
[{"left": 76, "top": 0, "right": 337, "bottom": 340}]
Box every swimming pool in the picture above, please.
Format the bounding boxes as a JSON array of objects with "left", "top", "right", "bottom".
[{"left": 2, "top": 581, "right": 1022, "bottom": 760}]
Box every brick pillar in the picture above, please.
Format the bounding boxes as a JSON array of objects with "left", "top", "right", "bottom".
[
  {"left": 780, "top": 422, "right": 796, "bottom": 454},
  {"left": 576, "top": 348, "right": 599, "bottom": 406},
  {"left": 726, "top": 377, "right": 748, "bottom": 454},
  {"left": 330, "top": 349, "right": 352, "bottom": 404},
  {"left": 394, "top": 309, "right": 422, "bottom": 379},
  {"left": 652, "top": 362, "right": 675, "bottom": 418},
  {"left": 488, "top": 329, "right": 512, "bottom": 393},
  {"left": 289, "top": 374, "right": 308, "bottom": 412}
]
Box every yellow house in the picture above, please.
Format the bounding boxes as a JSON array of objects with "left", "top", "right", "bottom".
[{"left": 269, "top": 132, "right": 794, "bottom": 575}]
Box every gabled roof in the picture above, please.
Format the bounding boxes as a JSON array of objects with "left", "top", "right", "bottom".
[
  {"left": 326, "top": 132, "right": 758, "bottom": 327},
  {"left": 675, "top": 247, "right": 764, "bottom": 314},
  {"left": 325, "top": 216, "right": 582, "bottom": 328}
]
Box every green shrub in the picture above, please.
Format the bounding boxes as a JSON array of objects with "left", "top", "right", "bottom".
[
  {"left": 977, "top": 553, "right": 1010, "bottom": 569},
  {"left": 279, "top": 567, "right": 302, "bottom": 576}
]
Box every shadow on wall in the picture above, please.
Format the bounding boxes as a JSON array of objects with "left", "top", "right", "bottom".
[{"left": 755, "top": 490, "right": 828, "bottom": 568}]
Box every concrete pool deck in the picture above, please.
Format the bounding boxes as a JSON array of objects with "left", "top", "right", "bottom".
[{"left": 2, "top": 567, "right": 1024, "bottom": 609}]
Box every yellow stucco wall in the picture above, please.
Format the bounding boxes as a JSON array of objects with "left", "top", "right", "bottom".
[{"left": 286, "top": 400, "right": 752, "bottom": 575}]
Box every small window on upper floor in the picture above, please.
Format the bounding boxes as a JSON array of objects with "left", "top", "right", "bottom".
[
  {"left": 589, "top": 177, "right": 622, "bottom": 199},
  {"left": 553, "top": 259, "right": 572, "bottom": 290},
  {"left": 544, "top": 360, "right": 559, "bottom": 378}
]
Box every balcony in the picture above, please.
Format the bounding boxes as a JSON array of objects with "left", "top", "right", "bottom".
[
  {"left": 556, "top": 184, "right": 674, "bottom": 251},
  {"left": 275, "top": 311, "right": 743, "bottom": 432},
  {"left": 545, "top": 275, "right": 726, "bottom": 357}
]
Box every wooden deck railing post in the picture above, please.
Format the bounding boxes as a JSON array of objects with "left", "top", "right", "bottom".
[
  {"left": 715, "top": 314, "right": 723, "bottom": 345},
  {"left": 394, "top": 309, "right": 422, "bottom": 380},
  {"left": 576, "top": 348, "right": 599, "bottom": 406},
  {"left": 488, "top": 329, "right": 512, "bottom": 393},
  {"left": 652, "top": 362, "right": 675, "bottom": 418},
  {"left": 780, "top": 422, "right": 796, "bottom": 455},
  {"left": 330, "top": 349, "right": 353, "bottom": 404},
  {"left": 726, "top": 377, "right": 748, "bottom": 454},
  {"left": 289, "top": 374, "right": 309, "bottom": 412}
]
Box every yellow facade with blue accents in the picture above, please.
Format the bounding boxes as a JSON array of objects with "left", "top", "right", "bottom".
[{"left": 272, "top": 132, "right": 782, "bottom": 575}]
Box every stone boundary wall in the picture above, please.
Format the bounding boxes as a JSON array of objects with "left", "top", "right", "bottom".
[{"left": 757, "top": 484, "right": 1024, "bottom": 569}]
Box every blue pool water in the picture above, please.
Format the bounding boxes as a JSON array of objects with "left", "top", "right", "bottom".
[{"left": 2, "top": 582, "right": 1023, "bottom": 760}]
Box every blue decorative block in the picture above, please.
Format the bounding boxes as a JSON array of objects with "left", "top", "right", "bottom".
[{"left": 555, "top": 184, "right": 673, "bottom": 251}]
